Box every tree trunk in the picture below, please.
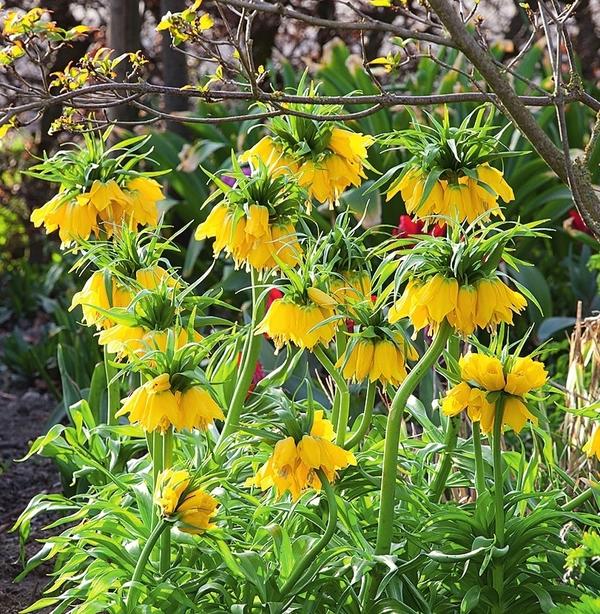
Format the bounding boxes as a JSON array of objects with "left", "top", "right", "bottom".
[
  {"left": 108, "top": 0, "right": 141, "bottom": 124},
  {"left": 161, "top": 0, "right": 189, "bottom": 123}
]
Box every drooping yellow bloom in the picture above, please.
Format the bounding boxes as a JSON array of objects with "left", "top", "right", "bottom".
[
  {"left": 155, "top": 468, "right": 218, "bottom": 534},
  {"left": 195, "top": 203, "right": 302, "bottom": 270},
  {"left": 459, "top": 353, "right": 505, "bottom": 391},
  {"left": 155, "top": 469, "right": 190, "bottom": 515},
  {"left": 442, "top": 381, "right": 495, "bottom": 424},
  {"left": 583, "top": 427, "right": 600, "bottom": 460},
  {"left": 246, "top": 410, "right": 356, "bottom": 500},
  {"left": 242, "top": 127, "right": 373, "bottom": 206},
  {"left": 330, "top": 271, "right": 372, "bottom": 305},
  {"left": 386, "top": 164, "right": 513, "bottom": 224},
  {"left": 124, "top": 177, "right": 163, "bottom": 228},
  {"left": 256, "top": 290, "right": 338, "bottom": 350},
  {"left": 442, "top": 352, "right": 546, "bottom": 433},
  {"left": 70, "top": 265, "right": 174, "bottom": 329},
  {"left": 98, "top": 325, "right": 202, "bottom": 360},
  {"left": 335, "top": 334, "right": 418, "bottom": 386},
  {"left": 70, "top": 270, "right": 134, "bottom": 329},
  {"left": 504, "top": 357, "right": 548, "bottom": 396},
  {"left": 30, "top": 178, "right": 163, "bottom": 245},
  {"left": 117, "top": 374, "right": 225, "bottom": 432},
  {"left": 388, "top": 275, "right": 527, "bottom": 336}
]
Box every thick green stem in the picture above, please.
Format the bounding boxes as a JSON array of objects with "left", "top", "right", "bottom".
[
  {"left": 345, "top": 380, "right": 377, "bottom": 450},
  {"left": 375, "top": 321, "right": 453, "bottom": 555},
  {"left": 430, "top": 416, "right": 459, "bottom": 502},
  {"left": 218, "top": 269, "right": 265, "bottom": 444},
  {"left": 563, "top": 487, "right": 595, "bottom": 511},
  {"left": 126, "top": 520, "right": 168, "bottom": 610},
  {"left": 313, "top": 345, "right": 350, "bottom": 446},
  {"left": 279, "top": 470, "right": 338, "bottom": 595},
  {"left": 492, "top": 398, "right": 505, "bottom": 612},
  {"left": 159, "top": 429, "right": 173, "bottom": 575},
  {"left": 104, "top": 346, "right": 120, "bottom": 426},
  {"left": 472, "top": 421, "right": 486, "bottom": 497},
  {"left": 331, "top": 334, "right": 347, "bottom": 430}
]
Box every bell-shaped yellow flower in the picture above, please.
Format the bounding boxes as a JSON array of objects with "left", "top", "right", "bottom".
[
  {"left": 256, "top": 294, "right": 337, "bottom": 351},
  {"left": 70, "top": 270, "right": 134, "bottom": 329},
  {"left": 31, "top": 177, "right": 163, "bottom": 245},
  {"left": 504, "top": 357, "right": 548, "bottom": 396},
  {"left": 246, "top": 410, "right": 356, "bottom": 500},
  {"left": 117, "top": 374, "right": 224, "bottom": 433},
  {"left": 330, "top": 271, "right": 372, "bottom": 306},
  {"left": 389, "top": 275, "right": 527, "bottom": 337},
  {"left": 155, "top": 468, "right": 218, "bottom": 534},
  {"left": 335, "top": 335, "right": 417, "bottom": 386},
  {"left": 243, "top": 128, "right": 372, "bottom": 206},
  {"left": 196, "top": 203, "right": 302, "bottom": 270},
  {"left": 459, "top": 353, "right": 505, "bottom": 391},
  {"left": 386, "top": 163, "right": 513, "bottom": 224},
  {"left": 442, "top": 351, "right": 545, "bottom": 434}
]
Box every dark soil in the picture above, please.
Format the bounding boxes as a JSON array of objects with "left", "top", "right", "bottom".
[{"left": 0, "top": 383, "right": 58, "bottom": 613}]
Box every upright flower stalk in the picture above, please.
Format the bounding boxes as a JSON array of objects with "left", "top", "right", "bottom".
[
  {"left": 375, "top": 320, "right": 453, "bottom": 555},
  {"left": 218, "top": 268, "right": 265, "bottom": 445},
  {"left": 492, "top": 397, "right": 506, "bottom": 612}
]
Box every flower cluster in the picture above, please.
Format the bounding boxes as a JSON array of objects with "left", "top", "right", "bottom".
[
  {"left": 247, "top": 411, "right": 356, "bottom": 500},
  {"left": 256, "top": 287, "right": 338, "bottom": 350},
  {"left": 118, "top": 373, "right": 224, "bottom": 432},
  {"left": 196, "top": 203, "right": 301, "bottom": 270},
  {"left": 31, "top": 176, "right": 162, "bottom": 246},
  {"left": 155, "top": 469, "right": 218, "bottom": 534},
  {"left": 336, "top": 334, "right": 417, "bottom": 386},
  {"left": 442, "top": 352, "right": 547, "bottom": 433},
  {"left": 389, "top": 275, "right": 527, "bottom": 336},
  {"left": 388, "top": 164, "right": 513, "bottom": 224},
  {"left": 242, "top": 99, "right": 372, "bottom": 206}
]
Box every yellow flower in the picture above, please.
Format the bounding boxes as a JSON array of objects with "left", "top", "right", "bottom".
[
  {"left": 70, "top": 265, "right": 174, "bottom": 330},
  {"left": 124, "top": 177, "right": 163, "bottom": 228},
  {"left": 31, "top": 193, "right": 99, "bottom": 246},
  {"left": 155, "top": 468, "right": 218, "bottom": 534},
  {"left": 196, "top": 203, "right": 302, "bottom": 270},
  {"left": 330, "top": 271, "right": 372, "bottom": 305},
  {"left": 583, "top": 427, "right": 600, "bottom": 460},
  {"left": 155, "top": 469, "right": 190, "bottom": 515},
  {"left": 389, "top": 275, "right": 527, "bottom": 336},
  {"left": 500, "top": 396, "right": 538, "bottom": 433},
  {"left": 117, "top": 374, "right": 224, "bottom": 432},
  {"left": 386, "top": 164, "right": 513, "bottom": 224},
  {"left": 442, "top": 351, "right": 545, "bottom": 433},
  {"left": 98, "top": 325, "right": 202, "bottom": 360},
  {"left": 31, "top": 178, "right": 162, "bottom": 245},
  {"left": 336, "top": 334, "right": 417, "bottom": 386},
  {"left": 459, "top": 353, "right": 505, "bottom": 391},
  {"left": 243, "top": 128, "right": 372, "bottom": 206},
  {"left": 442, "top": 382, "right": 494, "bottom": 424},
  {"left": 504, "top": 357, "right": 548, "bottom": 396},
  {"left": 246, "top": 410, "right": 356, "bottom": 500},
  {"left": 256, "top": 295, "right": 337, "bottom": 351},
  {"left": 177, "top": 488, "right": 219, "bottom": 534},
  {"left": 70, "top": 270, "right": 134, "bottom": 329}
]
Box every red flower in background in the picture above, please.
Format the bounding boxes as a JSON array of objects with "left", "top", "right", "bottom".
[
  {"left": 393, "top": 215, "right": 446, "bottom": 240},
  {"left": 566, "top": 209, "right": 592, "bottom": 235},
  {"left": 237, "top": 353, "right": 266, "bottom": 398},
  {"left": 266, "top": 288, "right": 283, "bottom": 311}
]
